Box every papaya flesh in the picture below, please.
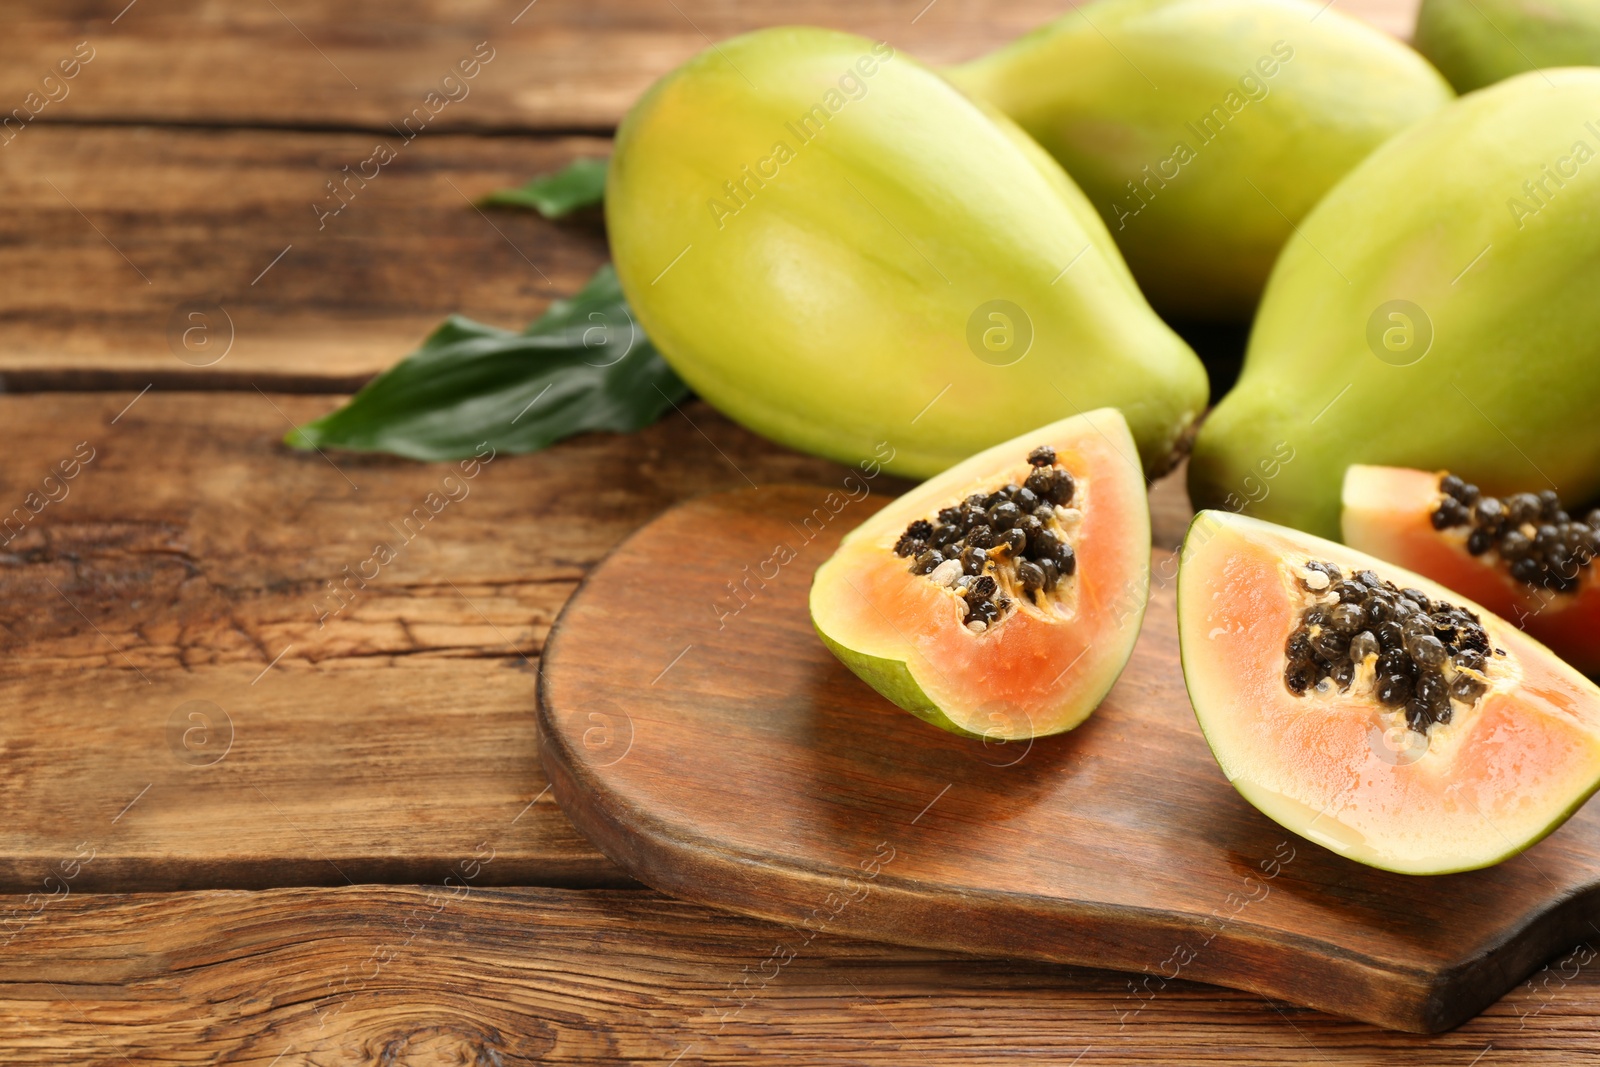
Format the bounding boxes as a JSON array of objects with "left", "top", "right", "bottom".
[
  {"left": 1343, "top": 465, "right": 1600, "bottom": 676},
  {"left": 1190, "top": 68, "right": 1600, "bottom": 541},
  {"left": 1179, "top": 510, "right": 1600, "bottom": 875},
  {"left": 606, "top": 26, "right": 1208, "bottom": 480},
  {"left": 810, "top": 409, "right": 1149, "bottom": 740},
  {"left": 1416, "top": 0, "right": 1600, "bottom": 93},
  {"left": 948, "top": 0, "right": 1453, "bottom": 320}
]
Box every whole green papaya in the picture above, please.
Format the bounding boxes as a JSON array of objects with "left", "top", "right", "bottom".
[
  {"left": 1416, "top": 0, "right": 1600, "bottom": 93},
  {"left": 947, "top": 0, "right": 1453, "bottom": 320},
  {"left": 1189, "top": 68, "right": 1600, "bottom": 539},
  {"left": 606, "top": 27, "right": 1208, "bottom": 479}
]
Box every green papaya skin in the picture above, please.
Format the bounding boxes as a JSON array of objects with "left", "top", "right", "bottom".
[
  {"left": 606, "top": 26, "right": 1208, "bottom": 480},
  {"left": 948, "top": 0, "right": 1454, "bottom": 320},
  {"left": 1416, "top": 0, "right": 1600, "bottom": 93},
  {"left": 1189, "top": 68, "right": 1600, "bottom": 540}
]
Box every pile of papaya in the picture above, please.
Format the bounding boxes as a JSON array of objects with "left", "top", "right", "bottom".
[{"left": 604, "top": 0, "right": 1600, "bottom": 875}]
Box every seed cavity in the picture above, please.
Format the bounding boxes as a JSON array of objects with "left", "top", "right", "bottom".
[
  {"left": 1431, "top": 474, "right": 1599, "bottom": 594},
  {"left": 1284, "top": 558, "right": 1497, "bottom": 735},
  {"left": 894, "top": 444, "right": 1080, "bottom": 631}
]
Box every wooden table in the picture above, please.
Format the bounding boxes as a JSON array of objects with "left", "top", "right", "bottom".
[{"left": 2, "top": 1, "right": 1595, "bottom": 1062}]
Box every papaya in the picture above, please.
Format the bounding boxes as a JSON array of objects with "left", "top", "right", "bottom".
[
  {"left": 1189, "top": 68, "right": 1600, "bottom": 541},
  {"left": 1179, "top": 510, "right": 1600, "bottom": 874},
  {"left": 606, "top": 27, "right": 1208, "bottom": 480},
  {"left": 810, "top": 409, "right": 1149, "bottom": 740},
  {"left": 1343, "top": 466, "right": 1600, "bottom": 675},
  {"left": 947, "top": 0, "right": 1453, "bottom": 320},
  {"left": 1415, "top": 0, "right": 1600, "bottom": 93}
]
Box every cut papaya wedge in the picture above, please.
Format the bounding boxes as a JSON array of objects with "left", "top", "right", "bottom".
[
  {"left": 810, "top": 409, "right": 1150, "bottom": 741},
  {"left": 1179, "top": 510, "right": 1600, "bottom": 875},
  {"left": 1343, "top": 464, "right": 1600, "bottom": 676}
]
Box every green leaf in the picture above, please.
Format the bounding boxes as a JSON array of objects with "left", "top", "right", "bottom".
[
  {"left": 286, "top": 264, "right": 689, "bottom": 462},
  {"left": 479, "top": 157, "right": 608, "bottom": 218}
]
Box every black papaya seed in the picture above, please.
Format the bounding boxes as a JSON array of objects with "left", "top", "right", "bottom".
[
  {"left": 1047, "top": 469, "right": 1075, "bottom": 506},
  {"left": 1331, "top": 660, "right": 1356, "bottom": 689},
  {"left": 1474, "top": 496, "right": 1505, "bottom": 526},
  {"left": 1377, "top": 674, "right": 1413, "bottom": 706},
  {"left": 1332, "top": 579, "right": 1367, "bottom": 604},
  {"left": 1376, "top": 620, "right": 1405, "bottom": 651},
  {"left": 1285, "top": 662, "right": 1315, "bottom": 694},
  {"left": 1311, "top": 627, "right": 1349, "bottom": 660},
  {"left": 1330, "top": 603, "right": 1364, "bottom": 633},
  {"left": 988, "top": 501, "right": 1022, "bottom": 530},
  {"left": 1450, "top": 673, "right": 1486, "bottom": 702},
  {"left": 1408, "top": 634, "right": 1446, "bottom": 669}
]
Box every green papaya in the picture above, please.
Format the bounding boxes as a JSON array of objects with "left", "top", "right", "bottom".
[
  {"left": 606, "top": 26, "right": 1208, "bottom": 480},
  {"left": 1189, "top": 68, "right": 1600, "bottom": 540},
  {"left": 947, "top": 0, "right": 1454, "bottom": 320},
  {"left": 1416, "top": 0, "right": 1600, "bottom": 93}
]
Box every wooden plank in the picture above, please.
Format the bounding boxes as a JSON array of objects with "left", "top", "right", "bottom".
[
  {"left": 0, "top": 126, "right": 611, "bottom": 388},
  {"left": 0, "top": 394, "right": 1192, "bottom": 891},
  {"left": 0, "top": 0, "right": 1423, "bottom": 132},
  {"left": 0, "top": 884, "right": 1589, "bottom": 1063},
  {"left": 0, "top": 392, "right": 888, "bottom": 891}
]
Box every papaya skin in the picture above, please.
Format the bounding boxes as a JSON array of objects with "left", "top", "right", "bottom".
[
  {"left": 1416, "top": 0, "right": 1600, "bottom": 93},
  {"left": 606, "top": 26, "right": 1208, "bottom": 480},
  {"left": 948, "top": 0, "right": 1453, "bottom": 320},
  {"left": 1189, "top": 68, "right": 1600, "bottom": 541},
  {"left": 814, "top": 630, "right": 984, "bottom": 739}
]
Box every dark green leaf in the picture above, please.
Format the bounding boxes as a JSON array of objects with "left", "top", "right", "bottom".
[
  {"left": 286, "top": 264, "right": 688, "bottom": 462},
  {"left": 479, "top": 157, "right": 608, "bottom": 218}
]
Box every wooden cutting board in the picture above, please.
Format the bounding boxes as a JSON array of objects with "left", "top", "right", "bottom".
[{"left": 537, "top": 485, "right": 1600, "bottom": 1034}]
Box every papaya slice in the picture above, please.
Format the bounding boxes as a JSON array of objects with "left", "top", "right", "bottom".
[
  {"left": 1179, "top": 510, "right": 1600, "bottom": 875},
  {"left": 1343, "top": 465, "right": 1600, "bottom": 676},
  {"left": 810, "top": 409, "right": 1149, "bottom": 741}
]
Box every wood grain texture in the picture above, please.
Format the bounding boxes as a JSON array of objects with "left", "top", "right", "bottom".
[
  {"left": 539, "top": 486, "right": 1600, "bottom": 1033},
  {"left": 0, "top": 884, "right": 1593, "bottom": 1065},
  {"left": 0, "top": 126, "right": 612, "bottom": 387},
  {"left": 0, "top": 0, "right": 1423, "bottom": 132},
  {"left": 0, "top": 392, "right": 890, "bottom": 891}
]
